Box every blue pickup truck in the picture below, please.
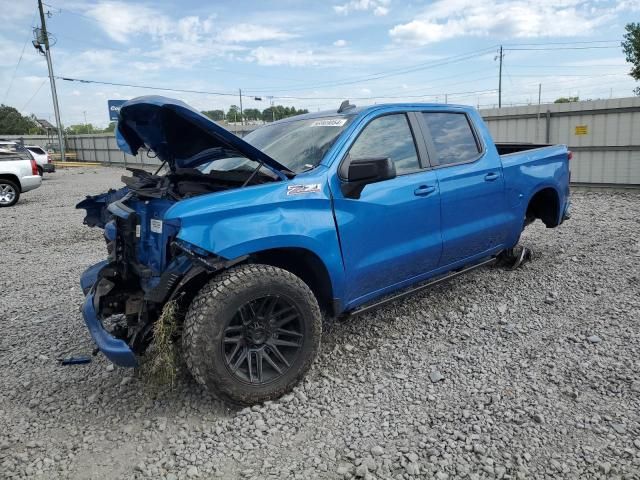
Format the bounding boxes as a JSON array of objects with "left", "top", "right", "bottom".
[{"left": 78, "top": 96, "right": 571, "bottom": 405}]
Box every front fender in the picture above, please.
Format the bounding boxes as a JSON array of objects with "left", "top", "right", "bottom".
[{"left": 164, "top": 176, "right": 346, "bottom": 302}]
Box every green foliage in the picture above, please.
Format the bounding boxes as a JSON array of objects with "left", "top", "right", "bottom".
[
  {"left": 243, "top": 108, "right": 262, "bottom": 121},
  {"left": 0, "top": 105, "right": 43, "bottom": 134},
  {"left": 202, "top": 109, "right": 225, "bottom": 121},
  {"left": 622, "top": 23, "right": 640, "bottom": 95},
  {"left": 554, "top": 96, "right": 579, "bottom": 104},
  {"left": 65, "top": 124, "right": 98, "bottom": 134},
  {"left": 103, "top": 122, "right": 116, "bottom": 133},
  {"left": 262, "top": 105, "right": 309, "bottom": 122}
]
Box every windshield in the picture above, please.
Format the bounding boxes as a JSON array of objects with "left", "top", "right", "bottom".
[
  {"left": 198, "top": 116, "right": 353, "bottom": 175},
  {"left": 243, "top": 116, "right": 353, "bottom": 172}
]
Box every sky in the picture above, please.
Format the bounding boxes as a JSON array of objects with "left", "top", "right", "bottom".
[{"left": 0, "top": 0, "right": 638, "bottom": 128}]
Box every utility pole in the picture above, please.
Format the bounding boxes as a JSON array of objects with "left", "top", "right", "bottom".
[
  {"left": 36, "top": 0, "right": 65, "bottom": 161},
  {"left": 496, "top": 45, "right": 504, "bottom": 109},
  {"left": 238, "top": 89, "right": 244, "bottom": 126},
  {"left": 267, "top": 96, "right": 275, "bottom": 122},
  {"left": 536, "top": 83, "right": 542, "bottom": 143}
]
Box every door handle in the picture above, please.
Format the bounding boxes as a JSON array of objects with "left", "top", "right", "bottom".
[
  {"left": 414, "top": 185, "right": 436, "bottom": 196},
  {"left": 484, "top": 172, "right": 500, "bottom": 181}
]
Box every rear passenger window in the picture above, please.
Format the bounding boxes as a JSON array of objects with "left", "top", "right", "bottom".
[
  {"left": 422, "top": 113, "right": 480, "bottom": 166},
  {"left": 349, "top": 114, "right": 420, "bottom": 175}
]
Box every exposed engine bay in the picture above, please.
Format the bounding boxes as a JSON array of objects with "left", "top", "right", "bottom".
[{"left": 123, "top": 160, "right": 278, "bottom": 201}]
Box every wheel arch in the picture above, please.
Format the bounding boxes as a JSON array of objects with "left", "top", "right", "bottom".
[
  {"left": 525, "top": 185, "right": 561, "bottom": 228},
  {"left": 248, "top": 247, "right": 337, "bottom": 316},
  {"left": 0, "top": 174, "right": 21, "bottom": 190}
]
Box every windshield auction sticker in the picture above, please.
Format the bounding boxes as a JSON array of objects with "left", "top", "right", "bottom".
[
  {"left": 310, "top": 118, "right": 347, "bottom": 127},
  {"left": 287, "top": 184, "right": 321, "bottom": 195}
]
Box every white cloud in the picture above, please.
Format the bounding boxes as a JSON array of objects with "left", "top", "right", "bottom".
[
  {"left": 219, "top": 24, "right": 297, "bottom": 43},
  {"left": 85, "top": 2, "right": 173, "bottom": 43},
  {"left": 389, "top": 0, "right": 624, "bottom": 45},
  {"left": 334, "top": 0, "right": 390, "bottom": 16},
  {"left": 333, "top": 39, "right": 348, "bottom": 47},
  {"left": 247, "top": 47, "right": 317, "bottom": 67}
]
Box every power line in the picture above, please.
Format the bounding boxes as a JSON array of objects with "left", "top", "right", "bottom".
[
  {"left": 57, "top": 74, "right": 498, "bottom": 101},
  {"left": 21, "top": 79, "right": 47, "bottom": 111},
  {"left": 3, "top": 14, "right": 36, "bottom": 104},
  {"left": 57, "top": 76, "right": 239, "bottom": 97},
  {"left": 503, "top": 40, "right": 619, "bottom": 46},
  {"left": 245, "top": 46, "right": 498, "bottom": 93},
  {"left": 504, "top": 46, "right": 619, "bottom": 51}
]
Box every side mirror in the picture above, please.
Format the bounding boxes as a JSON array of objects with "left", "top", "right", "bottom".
[{"left": 340, "top": 156, "right": 396, "bottom": 199}]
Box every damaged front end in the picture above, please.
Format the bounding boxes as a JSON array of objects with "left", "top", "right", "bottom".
[
  {"left": 76, "top": 95, "right": 289, "bottom": 367},
  {"left": 78, "top": 183, "right": 246, "bottom": 367}
]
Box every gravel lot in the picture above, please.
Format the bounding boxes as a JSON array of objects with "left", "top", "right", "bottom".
[{"left": 1, "top": 167, "right": 639, "bottom": 480}]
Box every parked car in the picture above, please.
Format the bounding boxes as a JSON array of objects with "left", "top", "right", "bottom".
[
  {"left": 25, "top": 145, "right": 56, "bottom": 175},
  {"left": 77, "top": 96, "right": 571, "bottom": 405},
  {"left": 0, "top": 143, "right": 42, "bottom": 207}
]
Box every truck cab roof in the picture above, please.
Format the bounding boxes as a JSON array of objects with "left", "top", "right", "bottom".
[{"left": 269, "top": 103, "right": 472, "bottom": 125}]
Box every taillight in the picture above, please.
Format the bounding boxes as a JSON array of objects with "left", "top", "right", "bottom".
[
  {"left": 567, "top": 150, "right": 573, "bottom": 161},
  {"left": 31, "top": 159, "right": 38, "bottom": 175}
]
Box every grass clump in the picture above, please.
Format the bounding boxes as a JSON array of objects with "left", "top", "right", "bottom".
[{"left": 144, "top": 300, "right": 179, "bottom": 389}]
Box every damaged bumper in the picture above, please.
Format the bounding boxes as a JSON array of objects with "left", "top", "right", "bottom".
[{"left": 80, "top": 262, "right": 138, "bottom": 368}]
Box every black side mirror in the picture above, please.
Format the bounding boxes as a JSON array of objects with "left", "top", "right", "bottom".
[{"left": 340, "top": 156, "right": 396, "bottom": 199}]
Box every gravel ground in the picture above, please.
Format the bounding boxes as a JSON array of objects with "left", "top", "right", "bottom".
[{"left": 1, "top": 167, "right": 639, "bottom": 480}]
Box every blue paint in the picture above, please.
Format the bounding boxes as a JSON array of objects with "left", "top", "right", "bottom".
[
  {"left": 78, "top": 97, "right": 571, "bottom": 366},
  {"left": 81, "top": 287, "right": 138, "bottom": 368}
]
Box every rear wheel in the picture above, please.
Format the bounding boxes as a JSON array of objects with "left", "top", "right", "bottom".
[
  {"left": 0, "top": 180, "right": 20, "bottom": 207},
  {"left": 183, "top": 264, "right": 322, "bottom": 406}
]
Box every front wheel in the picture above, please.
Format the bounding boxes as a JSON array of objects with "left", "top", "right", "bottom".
[{"left": 182, "top": 264, "right": 322, "bottom": 406}]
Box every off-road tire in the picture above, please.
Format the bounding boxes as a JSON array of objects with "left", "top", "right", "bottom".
[
  {"left": 0, "top": 179, "right": 20, "bottom": 207},
  {"left": 182, "top": 264, "right": 322, "bottom": 406}
]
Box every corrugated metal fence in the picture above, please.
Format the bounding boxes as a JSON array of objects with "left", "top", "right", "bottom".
[
  {"left": 6, "top": 97, "right": 640, "bottom": 185},
  {"left": 479, "top": 96, "right": 640, "bottom": 185}
]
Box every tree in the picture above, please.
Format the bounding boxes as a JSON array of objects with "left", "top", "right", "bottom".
[
  {"left": 227, "top": 105, "right": 241, "bottom": 122},
  {"left": 0, "top": 105, "right": 42, "bottom": 134},
  {"left": 262, "top": 105, "right": 309, "bottom": 122},
  {"left": 65, "top": 124, "right": 97, "bottom": 135},
  {"left": 622, "top": 23, "right": 640, "bottom": 95},
  {"left": 243, "top": 108, "right": 262, "bottom": 122},
  {"left": 202, "top": 110, "right": 225, "bottom": 121},
  {"left": 103, "top": 122, "right": 116, "bottom": 133},
  {"left": 554, "top": 96, "right": 579, "bottom": 104}
]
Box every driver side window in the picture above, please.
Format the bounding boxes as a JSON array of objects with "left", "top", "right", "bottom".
[{"left": 349, "top": 114, "right": 420, "bottom": 175}]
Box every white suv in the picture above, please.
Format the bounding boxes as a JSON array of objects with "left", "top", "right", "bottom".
[
  {"left": 25, "top": 145, "right": 56, "bottom": 175},
  {"left": 0, "top": 143, "right": 42, "bottom": 207}
]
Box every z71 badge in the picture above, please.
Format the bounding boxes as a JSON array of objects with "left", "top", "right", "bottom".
[{"left": 287, "top": 184, "right": 321, "bottom": 195}]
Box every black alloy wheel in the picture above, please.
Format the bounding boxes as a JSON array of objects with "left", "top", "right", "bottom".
[
  {"left": 223, "top": 295, "right": 304, "bottom": 385},
  {"left": 183, "top": 264, "right": 322, "bottom": 406}
]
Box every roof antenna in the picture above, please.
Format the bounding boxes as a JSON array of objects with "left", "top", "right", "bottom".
[{"left": 338, "top": 100, "right": 355, "bottom": 113}]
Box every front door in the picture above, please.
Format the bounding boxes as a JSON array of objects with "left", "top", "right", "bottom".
[{"left": 330, "top": 113, "right": 443, "bottom": 305}]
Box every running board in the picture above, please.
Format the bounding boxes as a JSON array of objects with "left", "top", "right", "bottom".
[{"left": 348, "top": 257, "right": 497, "bottom": 317}]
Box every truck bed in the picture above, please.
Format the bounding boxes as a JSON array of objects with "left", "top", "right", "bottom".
[{"left": 495, "top": 142, "right": 551, "bottom": 156}]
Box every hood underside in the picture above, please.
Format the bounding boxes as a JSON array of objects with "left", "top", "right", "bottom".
[{"left": 115, "top": 96, "right": 293, "bottom": 178}]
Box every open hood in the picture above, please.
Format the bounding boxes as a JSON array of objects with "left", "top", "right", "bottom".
[{"left": 115, "top": 96, "right": 294, "bottom": 178}]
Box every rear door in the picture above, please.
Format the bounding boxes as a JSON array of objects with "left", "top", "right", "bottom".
[
  {"left": 330, "top": 112, "right": 443, "bottom": 304},
  {"left": 419, "top": 111, "right": 507, "bottom": 266}
]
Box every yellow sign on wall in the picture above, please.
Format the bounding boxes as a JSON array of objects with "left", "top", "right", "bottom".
[{"left": 575, "top": 125, "right": 588, "bottom": 135}]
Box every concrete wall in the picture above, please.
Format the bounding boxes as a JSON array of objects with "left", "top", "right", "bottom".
[{"left": 479, "top": 97, "right": 640, "bottom": 185}]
